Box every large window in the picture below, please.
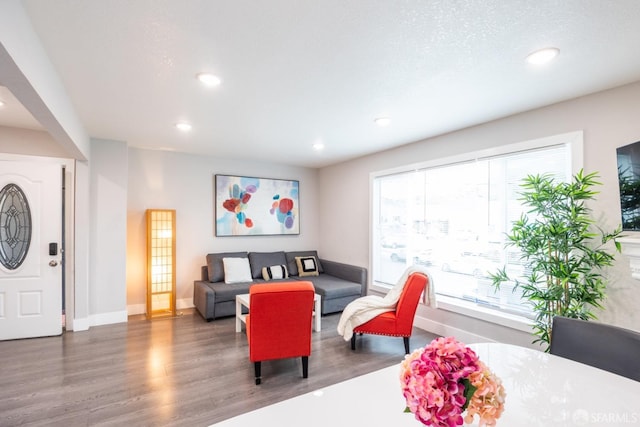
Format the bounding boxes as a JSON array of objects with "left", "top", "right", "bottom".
[{"left": 371, "top": 133, "right": 580, "bottom": 319}]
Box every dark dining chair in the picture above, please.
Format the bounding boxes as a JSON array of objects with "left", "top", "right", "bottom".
[{"left": 550, "top": 316, "right": 640, "bottom": 381}]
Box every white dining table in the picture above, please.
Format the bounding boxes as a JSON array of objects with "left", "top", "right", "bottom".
[{"left": 210, "top": 342, "right": 640, "bottom": 426}]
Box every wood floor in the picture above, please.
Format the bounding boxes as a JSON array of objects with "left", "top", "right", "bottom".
[{"left": 0, "top": 309, "right": 438, "bottom": 427}]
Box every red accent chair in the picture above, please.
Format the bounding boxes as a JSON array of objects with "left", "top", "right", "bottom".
[
  {"left": 246, "top": 281, "right": 315, "bottom": 385},
  {"left": 351, "top": 272, "right": 428, "bottom": 354}
]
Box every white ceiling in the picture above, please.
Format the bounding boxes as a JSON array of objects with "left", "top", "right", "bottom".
[
  {"left": 0, "top": 85, "right": 43, "bottom": 131},
  {"left": 5, "top": 0, "right": 640, "bottom": 167}
]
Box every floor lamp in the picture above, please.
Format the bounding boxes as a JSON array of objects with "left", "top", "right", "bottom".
[{"left": 146, "top": 209, "right": 176, "bottom": 319}]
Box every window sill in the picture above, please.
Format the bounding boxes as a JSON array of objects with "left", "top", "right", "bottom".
[
  {"left": 435, "top": 295, "right": 533, "bottom": 333},
  {"left": 370, "top": 282, "right": 533, "bottom": 333}
]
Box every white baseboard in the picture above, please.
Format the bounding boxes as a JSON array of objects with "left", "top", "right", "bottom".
[
  {"left": 127, "top": 303, "right": 146, "bottom": 316},
  {"left": 177, "top": 298, "right": 194, "bottom": 310},
  {"left": 93, "top": 310, "right": 128, "bottom": 326},
  {"left": 126, "top": 298, "right": 194, "bottom": 316},
  {"left": 71, "top": 317, "right": 90, "bottom": 331},
  {"left": 70, "top": 310, "right": 128, "bottom": 331}
]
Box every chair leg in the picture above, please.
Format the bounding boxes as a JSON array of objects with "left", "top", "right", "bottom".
[
  {"left": 254, "top": 361, "right": 262, "bottom": 385},
  {"left": 403, "top": 337, "right": 410, "bottom": 354},
  {"left": 351, "top": 334, "right": 356, "bottom": 350},
  {"left": 302, "top": 356, "right": 309, "bottom": 378}
]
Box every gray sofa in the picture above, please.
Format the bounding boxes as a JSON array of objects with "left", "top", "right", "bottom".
[{"left": 193, "top": 250, "right": 367, "bottom": 321}]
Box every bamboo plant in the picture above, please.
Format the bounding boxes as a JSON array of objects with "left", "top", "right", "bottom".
[{"left": 490, "top": 170, "right": 622, "bottom": 350}]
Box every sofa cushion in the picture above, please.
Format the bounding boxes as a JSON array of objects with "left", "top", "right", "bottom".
[
  {"left": 306, "top": 274, "right": 362, "bottom": 299},
  {"left": 207, "top": 252, "right": 249, "bottom": 282},
  {"left": 262, "top": 264, "right": 289, "bottom": 281},
  {"left": 248, "top": 251, "right": 287, "bottom": 279},
  {"left": 296, "top": 256, "right": 319, "bottom": 277},
  {"left": 207, "top": 281, "right": 253, "bottom": 303},
  {"left": 223, "top": 257, "right": 253, "bottom": 284},
  {"left": 286, "top": 250, "right": 324, "bottom": 276}
]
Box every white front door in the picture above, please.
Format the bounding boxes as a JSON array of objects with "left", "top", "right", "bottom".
[{"left": 0, "top": 161, "right": 62, "bottom": 340}]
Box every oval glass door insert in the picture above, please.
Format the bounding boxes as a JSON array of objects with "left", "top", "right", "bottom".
[{"left": 0, "top": 183, "right": 32, "bottom": 270}]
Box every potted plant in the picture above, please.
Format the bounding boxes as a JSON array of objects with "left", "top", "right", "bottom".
[{"left": 490, "top": 170, "right": 623, "bottom": 350}]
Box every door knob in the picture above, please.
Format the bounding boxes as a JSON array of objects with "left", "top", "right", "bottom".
[{"left": 49, "top": 260, "right": 58, "bottom": 267}]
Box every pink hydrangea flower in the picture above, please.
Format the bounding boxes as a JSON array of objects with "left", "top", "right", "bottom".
[
  {"left": 400, "top": 337, "right": 506, "bottom": 427},
  {"left": 463, "top": 361, "right": 506, "bottom": 426}
]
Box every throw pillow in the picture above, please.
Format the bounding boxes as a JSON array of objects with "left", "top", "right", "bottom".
[
  {"left": 206, "top": 252, "right": 248, "bottom": 282},
  {"left": 248, "top": 251, "right": 287, "bottom": 279},
  {"left": 261, "top": 264, "right": 289, "bottom": 281},
  {"left": 295, "top": 256, "right": 319, "bottom": 277},
  {"left": 286, "top": 250, "right": 324, "bottom": 275},
  {"left": 223, "top": 257, "right": 253, "bottom": 284}
]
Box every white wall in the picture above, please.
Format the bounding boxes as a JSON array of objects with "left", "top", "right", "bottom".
[
  {"left": 0, "top": 126, "right": 70, "bottom": 158},
  {"left": 0, "top": 0, "right": 89, "bottom": 160},
  {"left": 72, "top": 159, "right": 91, "bottom": 329},
  {"left": 88, "top": 139, "right": 128, "bottom": 324},
  {"left": 0, "top": 0, "right": 94, "bottom": 331},
  {"left": 318, "top": 81, "right": 640, "bottom": 345},
  {"left": 126, "top": 148, "right": 320, "bottom": 314}
]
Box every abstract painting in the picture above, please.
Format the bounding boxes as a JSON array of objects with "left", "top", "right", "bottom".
[{"left": 215, "top": 174, "right": 300, "bottom": 236}]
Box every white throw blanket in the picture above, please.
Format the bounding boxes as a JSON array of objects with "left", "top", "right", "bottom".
[{"left": 336, "top": 266, "right": 436, "bottom": 341}]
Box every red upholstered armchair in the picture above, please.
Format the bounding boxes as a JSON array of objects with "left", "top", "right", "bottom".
[
  {"left": 351, "top": 272, "right": 428, "bottom": 354},
  {"left": 246, "top": 281, "right": 315, "bottom": 385}
]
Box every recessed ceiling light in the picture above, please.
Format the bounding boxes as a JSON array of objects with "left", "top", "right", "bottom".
[
  {"left": 196, "top": 72, "right": 221, "bottom": 87},
  {"left": 312, "top": 142, "right": 325, "bottom": 151},
  {"left": 526, "top": 47, "right": 560, "bottom": 65},
  {"left": 175, "top": 122, "right": 192, "bottom": 132},
  {"left": 375, "top": 117, "right": 391, "bottom": 127},
  {"left": 0, "top": 100, "right": 5, "bottom": 107}
]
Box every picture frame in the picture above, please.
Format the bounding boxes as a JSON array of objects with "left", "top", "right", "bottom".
[{"left": 215, "top": 174, "right": 300, "bottom": 236}]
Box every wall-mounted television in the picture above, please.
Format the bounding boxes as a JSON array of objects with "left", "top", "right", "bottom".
[{"left": 616, "top": 140, "right": 640, "bottom": 231}]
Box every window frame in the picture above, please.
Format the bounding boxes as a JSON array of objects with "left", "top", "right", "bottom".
[{"left": 369, "top": 131, "right": 584, "bottom": 327}]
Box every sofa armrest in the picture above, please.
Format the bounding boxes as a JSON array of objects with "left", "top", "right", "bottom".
[
  {"left": 193, "top": 280, "right": 216, "bottom": 321},
  {"left": 319, "top": 259, "right": 368, "bottom": 296}
]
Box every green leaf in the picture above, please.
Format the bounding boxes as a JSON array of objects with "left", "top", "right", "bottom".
[
  {"left": 488, "top": 170, "right": 620, "bottom": 348},
  {"left": 461, "top": 378, "right": 477, "bottom": 411}
]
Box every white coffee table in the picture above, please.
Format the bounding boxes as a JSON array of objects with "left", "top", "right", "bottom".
[{"left": 235, "top": 292, "right": 321, "bottom": 333}]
